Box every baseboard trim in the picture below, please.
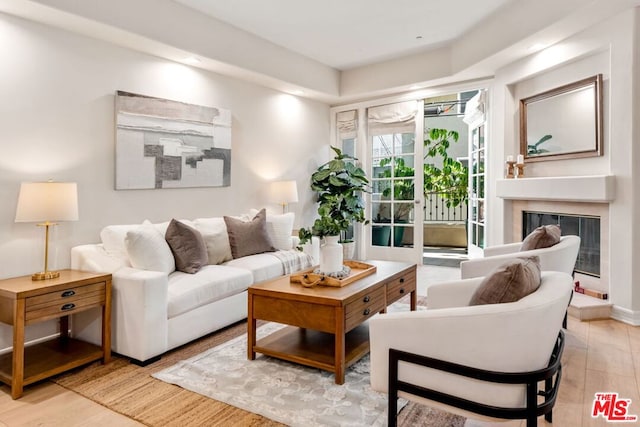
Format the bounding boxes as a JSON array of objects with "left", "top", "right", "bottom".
[
  {"left": 610, "top": 305, "right": 640, "bottom": 326},
  {"left": 0, "top": 332, "right": 60, "bottom": 356}
]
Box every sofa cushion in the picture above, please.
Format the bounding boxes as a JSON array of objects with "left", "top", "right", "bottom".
[
  {"left": 101, "top": 223, "right": 143, "bottom": 256},
  {"left": 124, "top": 225, "right": 175, "bottom": 274},
  {"left": 248, "top": 209, "right": 294, "bottom": 250},
  {"left": 192, "top": 217, "right": 233, "bottom": 265},
  {"left": 167, "top": 265, "right": 253, "bottom": 318},
  {"left": 224, "top": 252, "right": 285, "bottom": 283},
  {"left": 224, "top": 208, "right": 276, "bottom": 259},
  {"left": 165, "top": 219, "right": 208, "bottom": 274},
  {"left": 469, "top": 256, "right": 541, "bottom": 306},
  {"left": 521, "top": 224, "right": 561, "bottom": 251}
]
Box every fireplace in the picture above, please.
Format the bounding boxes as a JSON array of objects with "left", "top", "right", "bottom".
[{"left": 523, "top": 211, "right": 600, "bottom": 277}]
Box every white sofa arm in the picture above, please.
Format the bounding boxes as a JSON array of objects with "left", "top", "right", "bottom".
[
  {"left": 71, "top": 244, "right": 129, "bottom": 273},
  {"left": 427, "top": 277, "right": 483, "bottom": 309},
  {"left": 73, "top": 266, "right": 170, "bottom": 362}
]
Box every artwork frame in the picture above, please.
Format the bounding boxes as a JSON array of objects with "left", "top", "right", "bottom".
[
  {"left": 115, "top": 91, "right": 231, "bottom": 190},
  {"left": 519, "top": 74, "right": 603, "bottom": 162}
]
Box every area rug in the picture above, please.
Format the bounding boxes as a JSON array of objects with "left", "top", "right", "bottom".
[{"left": 153, "top": 322, "right": 402, "bottom": 427}]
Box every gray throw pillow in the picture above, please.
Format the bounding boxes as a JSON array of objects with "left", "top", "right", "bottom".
[
  {"left": 468, "top": 256, "right": 541, "bottom": 306},
  {"left": 224, "top": 208, "right": 276, "bottom": 259},
  {"left": 165, "top": 219, "right": 208, "bottom": 274},
  {"left": 520, "top": 224, "right": 561, "bottom": 251}
]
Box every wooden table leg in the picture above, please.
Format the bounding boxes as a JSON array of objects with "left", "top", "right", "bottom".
[
  {"left": 247, "top": 291, "right": 256, "bottom": 360},
  {"left": 102, "top": 279, "right": 112, "bottom": 363},
  {"left": 334, "top": 306, "right": 345, "bottom": 384},
  {"left": 60, "top": 316, "right": 69, "bottom": 341},
  {"left": 11, "top": 299, "right": 25, "bottom": 399},
  {"left": 410, "top": 288, "right": 417, "bottom": 311}
]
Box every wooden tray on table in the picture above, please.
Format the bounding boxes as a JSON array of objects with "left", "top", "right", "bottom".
[{"left": 290, "top": 260, "right": 377, "bottom": 288}]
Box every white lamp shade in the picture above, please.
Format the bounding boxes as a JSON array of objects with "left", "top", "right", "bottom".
[
  {"left": 15, "top": 182, "right": 79, "bottom": 222},
  {"left": 270, "top": 180, "right": 299, "bottom": 204}
]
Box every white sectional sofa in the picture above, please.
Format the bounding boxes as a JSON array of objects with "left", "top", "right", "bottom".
[{"left": 71, "top": 210, "right": 314, "bottom": 364}]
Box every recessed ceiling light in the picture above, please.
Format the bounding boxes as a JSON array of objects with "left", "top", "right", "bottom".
[
  {"left": 184, "top": 56, "right": 201, "bottom": 64},
  {"left": 416, "top": 35, "right": 423, "bottom": 40}
]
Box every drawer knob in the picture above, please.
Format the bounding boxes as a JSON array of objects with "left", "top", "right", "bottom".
[
  {"left": 60, "top": 303, "right": 76, "bottom": 311},
  {"left": 61, "top": 290, "right": 76, "bottom": 298},
  {"left": 363, "top": 308, "right": 370, "bottom": 316},
  {"left": 363, "top": 295, "right": 370, "bottom": 303},
  {"left": 399, "top": 288, "right": 405, "bottom": 294},
  {"left": 399, "top": 278, "right": 405, "bottom": 283}
]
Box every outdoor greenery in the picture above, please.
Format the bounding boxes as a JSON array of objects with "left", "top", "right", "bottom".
[
  {"left": 377, "top": 128, "right": 469, "bottom": 221},
  {"left": 298, "top": 146, "right": 369, "bottom": 245}
]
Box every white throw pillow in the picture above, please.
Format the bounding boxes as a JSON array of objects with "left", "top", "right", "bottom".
[
  {"left": 192, "top": 217, "right": 233, "bottom": 264},
  {"left": 124, "top": 226, "right": 175, "bottom": 274},
  {"left": 100, "top": 223, "right": 144, "bottom": 256},
  {"left": 248, "top": 208, "right": 294, "bottom": 250}
]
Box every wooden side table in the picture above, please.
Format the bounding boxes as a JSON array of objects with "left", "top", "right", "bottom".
[{"left": 0, "top": 270, "right": 111, "bottom": 399}]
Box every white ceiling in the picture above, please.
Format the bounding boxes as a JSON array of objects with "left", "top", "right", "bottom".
[{"left": 174, "top": 0, "right": 516, "bottom": 70}]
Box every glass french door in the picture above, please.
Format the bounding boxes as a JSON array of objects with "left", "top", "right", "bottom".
[
  {"left": 468, "top": 122, "right": 486, "bottom": 257},
  {"left": 366, "top": 104, "right": 424, "bottom": 263}
]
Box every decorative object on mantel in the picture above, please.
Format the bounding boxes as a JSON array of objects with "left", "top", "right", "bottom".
[
  {"left": 505, "top": 155, "right": 516, "bottom": 179},
  {"left": 15, "top": 181, "right": 79, "bottom": 280},
  {"left": 290, "top": 260, "right": 377, "bottom": 287},
  {"left": 574, "top": 281, "right": 608, "bottom": 300},
  {"left": 520, "top": 74, "right": 603, "bottom": 162},
  {"left": 115, "top": 91, "right": 232, "bottom": 190},
  {"left": 515, "top": 154, "right": 525, "bottom": 178}
]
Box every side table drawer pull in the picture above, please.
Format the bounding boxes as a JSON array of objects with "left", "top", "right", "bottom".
[
  {"left": 363, "top": 295, "right": 370, "bottom": 303},
  {"left": 363, "top": 308, "right": 370, "bottom": 316},
  {"left": 399, "top": 277, "right": 405, "bottom": 283},
  {"left": 61, "top": 290, "right": 76, "bottom": 298},
  {"left": 399, "top": 288, "right": 405, "bottom": 294},
  {"left": 60, "top": 303, "right": 76, "bottom": 311}
]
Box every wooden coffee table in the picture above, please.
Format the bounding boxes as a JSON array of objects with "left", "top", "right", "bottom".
[{"left": 247, "top": 260, "right": 416, "bottom": 384}]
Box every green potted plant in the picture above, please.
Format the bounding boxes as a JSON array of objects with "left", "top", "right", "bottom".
[{"left": 299, "top": 146, "right": 369, "bottom": 260}]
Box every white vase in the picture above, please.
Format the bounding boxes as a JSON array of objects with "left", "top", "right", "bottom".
[
  {"left": 320, "top": 235, "right": 343, "bottom": 274},
  {"left": 342, "top": 241, "right": 356, "bottom": 260}
]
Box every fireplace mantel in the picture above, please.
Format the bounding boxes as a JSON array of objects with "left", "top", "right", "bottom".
[{"left": 496, "top": 175, "right": 615, "bottom": 203}]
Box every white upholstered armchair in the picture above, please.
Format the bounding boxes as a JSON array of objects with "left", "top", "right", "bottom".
[
  {"left": 369, "top": 271, "right": 573, "bottom": 426},
  {"left": 460, "top": 235, "right": 581, "bottom": 279}
]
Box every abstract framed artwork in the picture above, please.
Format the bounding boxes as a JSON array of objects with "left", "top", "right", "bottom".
[{"left": 115, "top": 91, "right": 231, "bottom": 189}]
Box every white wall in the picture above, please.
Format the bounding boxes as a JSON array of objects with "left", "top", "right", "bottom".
[
  {"left": 488, "top": 9, "right": 639, "bottom": 321},
  {"left": 0, "top": 13, "right": 329, "bottom": 349}
]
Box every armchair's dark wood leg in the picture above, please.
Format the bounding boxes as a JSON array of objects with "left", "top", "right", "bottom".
[
  {"left": 526, "top": 382, "right": 537, "bottom": 427},
  {"left": 389, "top": 350, "right": 399, "bottom": 427},
  {"left": 545, "top": 377, "right": 553, "bottom": 422}
]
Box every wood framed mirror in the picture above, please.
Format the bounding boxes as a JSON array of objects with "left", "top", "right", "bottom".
[{"left": 520, "top": 74, "right": 603, "bottom": 162}]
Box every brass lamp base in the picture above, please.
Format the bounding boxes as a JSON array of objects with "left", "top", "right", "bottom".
[{"left": 32, "top": 271, "right": 60, "bottom": 281}]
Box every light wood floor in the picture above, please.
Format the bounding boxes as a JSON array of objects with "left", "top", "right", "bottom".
[{"left": 0, "top": 317, "right": 637, "bottom": 426}]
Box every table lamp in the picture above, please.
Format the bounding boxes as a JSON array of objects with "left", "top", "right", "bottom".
[
  {"left": 270, "top": 180, "right": 298, "bottom": 213},
  {"left": 15, "top": 181, "right": 79, "bottom": 280}
]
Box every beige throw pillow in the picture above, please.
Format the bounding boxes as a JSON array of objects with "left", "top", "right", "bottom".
[
  {"left": 521, "top": 224, "right": 561, "bottom": 251},
  {"left": 468, "top": 256, "right": 541, "bottom": 306},
  {"left": 165, "top": 219, "right": 208, "bottom": 274},
  {"left": 224, "top": 208, "right": 276, "bottom": 259},
  {"left": 192, "top": 217, "right": 233, "bottom": 265}
]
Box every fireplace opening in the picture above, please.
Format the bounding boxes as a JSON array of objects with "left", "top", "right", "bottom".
[{"left": 523, "top": 211, "right": 600, "bottom": 277}]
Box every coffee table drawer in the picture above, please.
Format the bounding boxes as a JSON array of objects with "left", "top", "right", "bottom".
[
  {"left": 386, "top": 273, "right": 416, "bottom": 304},
  {"left": 345, "top": 286, "right": 385, "bottom": 331}
]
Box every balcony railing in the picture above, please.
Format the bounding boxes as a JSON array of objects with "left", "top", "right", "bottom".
[{"left": 424, "top": 192, "right": 468, "bottom": 223}]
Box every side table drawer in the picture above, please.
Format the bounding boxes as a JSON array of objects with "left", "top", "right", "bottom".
[
  {"left": 345, "top": 286, "right": 385, "bottom": 331},
  {"left": 25, "top": 282, "right": 106, "bottom": 322},
  {"left": 386, "top": 272, "right": 416, "bottom": 304}
]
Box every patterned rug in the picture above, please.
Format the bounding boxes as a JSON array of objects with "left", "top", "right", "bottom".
[{"left": 153, "top": 323, "right": 402, "bottom": 427}]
